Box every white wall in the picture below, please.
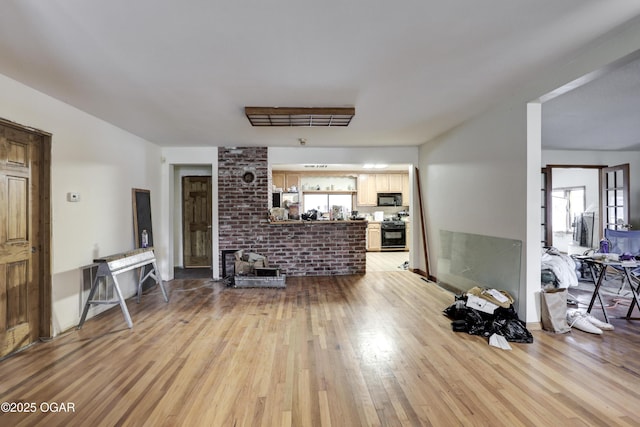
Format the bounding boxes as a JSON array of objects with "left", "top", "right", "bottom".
[
  {"left": 0, "top": 73, "right": 161, "bottom": 335},
  {"left": 419, "top": 100, "right": 530, "bottom": 317},
  {"left": 419, "top": 16, "right": 640, "bottom": 323}
]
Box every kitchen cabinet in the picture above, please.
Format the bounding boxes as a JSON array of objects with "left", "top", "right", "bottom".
[
  {"left": 367, "top": 222, "right": 381, "bottom": 251},
  {"left": 285, "top": 173, "right": 301, "bottom": 190},
  {"left": 272, "top": 172, "right": 301, "bottom": 191},
  {"left": 388, "top": 174, "right": 403, "bottom": 192},
  {"left": 272, "top": 172, "right": 285, "bottom": 190},
  {"left": 275, "top": 171, "right": 409, "bottom": 207},
  {"left": 375, "top": 174, "right": 389, "bottom": 192},
  {"left": 401, "top": 174, "right": 410, "bottom": 206},
  {"left": 357, "top": 174, "right": 377, "bottom": 206},
  {"left": 358, "top": 173, "right": 408, "bottom": 206},
  {"left": 376, "top": 173, "right": 403, "bottom": 192}
]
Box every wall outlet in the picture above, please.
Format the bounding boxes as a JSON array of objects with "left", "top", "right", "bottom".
[{"left": 67, "top": 192, "right": 81, "bottom": 202}]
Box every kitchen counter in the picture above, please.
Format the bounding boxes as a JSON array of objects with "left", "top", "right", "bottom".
[
  {"left": 261, "top": 220, "right": 367, "bottom": 275},
  {"left": 269, "top": 219, "right": 368, "bottom": 224}
]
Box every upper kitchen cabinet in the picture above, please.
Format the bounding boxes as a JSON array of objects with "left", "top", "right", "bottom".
[
  {"left": 390, "top": 174, "right": 404, "bottom": 192},
  {"left": 272, "top": 172, "right": 285, "bottom": 190},
  {"left": 272, "top": 172, "right": 301, "bottom": 191},
  {"left": 273, "top": 170, "right": 409, "bottom": 207},
  {"left": 375, "top": 173, "right": 403, "bottom": 193},
  {"left": 285, "top": 173, "right": 301, "bottom": 190},
  {"left": 357, "top": 174, "right": 377, "bottom": 206},
  {"left": 357, "top": 173, "right": 409, "bottom": 206},
  {"left": 402, "top": 174, "right": 410, "bottom": 206}
]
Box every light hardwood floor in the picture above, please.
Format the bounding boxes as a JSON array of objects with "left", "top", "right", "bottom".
[
  {"left": 1, "top": 272, "right": 639, "bottom": 426},
  {"left": 365, "top": 251, "right": 410, "bottom": 272}
]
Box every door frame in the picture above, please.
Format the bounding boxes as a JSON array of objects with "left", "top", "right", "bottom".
[
  {"left": 0, "top": 117, "right": 52, "bottom": 340},
  {"left": 181, "top": 175, "right": 213, "bottom": 269},
  {"left": 543, "top": 164, "right": 606, "bottom": 247}
]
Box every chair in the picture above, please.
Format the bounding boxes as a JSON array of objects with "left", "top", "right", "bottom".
[
  {"left": 605, "top": 228, "right": 640, "bottom": 255},
  {"left": 603, "top": 228, "right": 640, "bottom": 293}
]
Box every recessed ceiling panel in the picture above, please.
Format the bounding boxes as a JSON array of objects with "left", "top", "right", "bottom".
[{"left": 245, "top": 107, "right": 355, "bottom": 127}]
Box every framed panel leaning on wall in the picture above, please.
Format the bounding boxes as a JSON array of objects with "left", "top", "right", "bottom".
[{"left": 132, "top": 188, "right": 153, "bottom": 249}]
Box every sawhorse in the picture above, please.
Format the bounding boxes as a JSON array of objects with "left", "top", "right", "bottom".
[{"left": 78, "top": 248, "right": 169, "bottom": 329}]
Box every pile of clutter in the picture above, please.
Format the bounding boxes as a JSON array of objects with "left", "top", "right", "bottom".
[
  {"left": 232, "top": 250, "right": 286, "bottom": 289},
  {"left": 233, "top": 249, "right": 268, "bottom": 275},
  {"left": 540, "top": 284, "right": 614, "bottom": 335},
  {"left": 443, "top": 286, "right": 533, "bottom": 350}
]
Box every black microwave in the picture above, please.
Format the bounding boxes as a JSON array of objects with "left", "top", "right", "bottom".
[{"left": 377, "top": 193, "right": 402, "bottom": 206}]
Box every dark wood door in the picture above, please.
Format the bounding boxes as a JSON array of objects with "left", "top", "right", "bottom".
[
  {"left": 601, "top": 164, "right": 630, "bottom": 230},
  {"left": 0, "top": 124, "right": 41, "bottom": 358},
  {"left": 541, "top": 167, "right": 551, "bottom": 246},
  {"left": 182, "top": 176, "right": 212, "bottom": 268}
]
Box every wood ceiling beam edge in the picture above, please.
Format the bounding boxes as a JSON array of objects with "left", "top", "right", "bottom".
[{"left": 245, "top": 107, "right": 355, "bottom": 116}]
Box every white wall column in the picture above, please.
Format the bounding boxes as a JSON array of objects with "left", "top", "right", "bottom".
[{"left": 526, "top": 102, "right": 542, "bottom": 324}]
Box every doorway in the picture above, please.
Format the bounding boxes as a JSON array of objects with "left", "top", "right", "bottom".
[
  {"left": 182, "top": 176, "right": 212, "bottom": 269},
  {"left": 0, "top": 119, "right": 51, "bottom": 359},
  {"left": 542, "top": 164, "right": 629, "bottom": 253},
  {"left": 366, "top": 251, "right": 410, "bottom": 272}
]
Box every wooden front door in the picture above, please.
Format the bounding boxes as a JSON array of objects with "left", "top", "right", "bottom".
[
  {"left": 182, "top": 176, "right": 212, "bottom": 268},
  {"left": 0, "top": 124, "right": 42, "bottom": 358}
]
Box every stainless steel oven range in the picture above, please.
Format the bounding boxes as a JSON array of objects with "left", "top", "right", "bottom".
[{"left": 381, "top": 220, "right": 406, "bottom": 249}]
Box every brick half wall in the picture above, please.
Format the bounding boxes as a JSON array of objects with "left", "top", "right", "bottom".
[
  {"left": 263, "top": 222, "right": 367, "bottom": 276},
  {"left": 218, "top": 146, "right": 366, "bottom": 276}
]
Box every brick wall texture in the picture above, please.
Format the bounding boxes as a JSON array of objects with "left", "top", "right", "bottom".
[{"left": 218, "top": 147, "right": 366, "bottom": 276}]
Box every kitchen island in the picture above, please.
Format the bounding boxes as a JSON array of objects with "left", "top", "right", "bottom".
[{"left": 262, "top": 220, "right": 367, "bottom": 275}]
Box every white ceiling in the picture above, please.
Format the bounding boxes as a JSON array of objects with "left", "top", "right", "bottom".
[
  {"left": 1, "top": 1, "right": 640, "bottom": 149},
  {"left": 542, "top": 55, "right": 640, "bottom": 151}
]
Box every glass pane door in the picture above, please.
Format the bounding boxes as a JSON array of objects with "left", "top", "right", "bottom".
[{"left": 601, "top": 164, "right": 630, "bottom": 230}]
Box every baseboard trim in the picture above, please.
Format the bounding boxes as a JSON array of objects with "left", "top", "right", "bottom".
[
  {"left": 526, "top": 321, "right": 542, "bottom": 331},
  {"left": 411, "top": 269, "right": 437, "bottom": 282}
]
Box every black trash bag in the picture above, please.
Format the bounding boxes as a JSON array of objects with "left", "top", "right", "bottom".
[
  {"left": 491, "top": 306, "right": 534, "bottom": 343},
  {"left": 451, "top": 319, "right": 468, "bottom": 332},
  {"left": 444, "top": 296, "right": 534, "bottom": 343},
  {"left": 465, "top": 308, "right": 493, "bottom": 337},
  {"left": 444, "top": 294, "right": 494, "bottom": 337},
  {"left": 443, "top": 294, "right": 468, "bottom": 320}
]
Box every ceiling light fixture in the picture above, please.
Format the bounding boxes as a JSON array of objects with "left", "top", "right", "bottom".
[{"left": 245, "top": 107, "right": 355, "bottom": 127}]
